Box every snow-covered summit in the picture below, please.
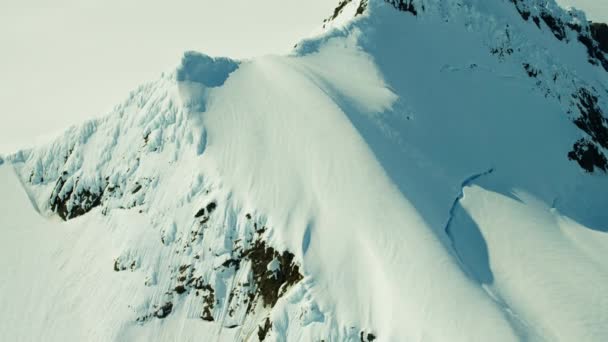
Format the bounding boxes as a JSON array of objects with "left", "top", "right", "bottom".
[{"left": 2, "top": 0, "right": 608, "bottom": 341}]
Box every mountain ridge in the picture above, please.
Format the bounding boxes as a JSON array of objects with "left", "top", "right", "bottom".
[{"left": 2, "top": 0, "right": 608, "bottom": 341}]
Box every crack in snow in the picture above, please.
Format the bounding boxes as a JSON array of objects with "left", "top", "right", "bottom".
[
  {"left": 441, "top": 168, "right": 540, "bottom": 336},
  {"left": 443, "top": 167, "right": 495, "bottom": 284},
  {"left": 444, "top": 167, "right": 495, "bottom": 241}
]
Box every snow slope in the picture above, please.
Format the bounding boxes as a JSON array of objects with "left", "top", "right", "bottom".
[{"left": 2, "top": 0, "right": 608, "bottom": 341}]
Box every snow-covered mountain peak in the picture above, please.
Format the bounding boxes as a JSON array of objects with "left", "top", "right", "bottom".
[
  {"left": 2, "top": 0, "right": 608, "bottom": 341},
  {"left": 322, "top": 0, "right": 600, "bottom": 48}
]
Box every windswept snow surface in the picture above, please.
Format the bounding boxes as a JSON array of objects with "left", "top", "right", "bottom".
[{"left": 2, "top": 0, "right": 608, "bottom": 341}]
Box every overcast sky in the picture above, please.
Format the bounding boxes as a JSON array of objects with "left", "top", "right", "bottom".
[
  {"left": 0, "top": 0, "right": 606, "bottom": 154},
  {"left": 0, "top": 0, "right": 336, "bottom": 153},
  {"left": 557, "top": 0, "right": 608, "bottom": 22}
]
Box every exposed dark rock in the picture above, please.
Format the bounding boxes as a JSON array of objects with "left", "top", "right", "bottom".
[
  {"left": 194, "top": 202, "right": 217, "bottom": 224},
  {"left": 385, "top": 0, "right": 417, "bottom": 16},
  {"left": 568, "top": 22, "right": 582, "bottom": 33},
  {"left": 129, "top": 211, "right": 302, "bottom": 328},
  {"left": 114, "top": 257, "right": 138, "bottom": 272},
  {"left": 325, "top": 0, "right": 352, "bottom": 24},
  {"left": 131, "top": 183, "right": 142, "bottom": 194},
  {"left": 257, "top": 317, "right": 272, "bottom": 341},
  {"left": 174, "top": 285, "right": 187, "bottom": 295},
  {"left": 254, "top": 223, "right": 267, "bottom": 235},
  {"left": 590, "top": 22, "right": 608, "bottom": 54},
  {"left": 568, "top": 139, "right": 608, "bottom": 172},
  {"left": 509, "top": 0, "right": 530, "bottom": 21},
  {"left": 572, "top": 88, "right": 608, "bottom": 150},
  {"left": 221, "top": 258, "right": 241, "bottom": 270},
  {"left": 200, "top": 285, "right": 215, "bottom": 321},
  {"left": 194, "top": 208, "right": 205, "bottom": 218},
  {"left": 360, "top": 332, "right": 377, "bottom": 342},
  {"left": 566, "top": 88, "right": 608, "bottom": 172},
  {"left": 517, "top": 9, "right": 530, "bottom": 21},
  {"left": 577, "top": 33, "right": 608, "bottom": 71},
  {"left": 523, "top": 63, "right": 540, "bottom": 78},
  {"left": 49, "top": 175, "right": 105, "bottom": 221},
  {"left": 154, "top": 302, "right": 173, "bottom": 319},
  {"left": 490, "top": 46, "right": 514, "bottom": 58},
  {"left": 487, "top": 28, "right": 515, "bottom": 60},
  {"left": 244, "top": 239, "right": 303, "bottom": 308},
  {"left": 332, "top": 0, "right": 350, "bottom": 18},
  {"left": 356, "top": 0, "right": 368, "bottom": 16},
  {"left": 540, "top": 13, "right": 566, "bottom": 41},
  {"left": 190, "top": 277, "right": 211, "bottom": 290},
  {"left": 206, "top": 201, "right": 217, "bottom": 213},
  {"left": 322, "top": 0, "right": 369, "bottom": 27}
]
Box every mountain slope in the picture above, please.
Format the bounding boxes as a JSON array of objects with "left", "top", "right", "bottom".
[{"left": 2, "top": 0, "right": 608, "bottom": 341}]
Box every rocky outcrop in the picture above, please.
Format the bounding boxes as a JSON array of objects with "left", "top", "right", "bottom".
[
  {"left": 385, "top": 0, "right": 417, "bottom": 16},
  {"left": 568, "top": 138, "right": 608, "bottom": 172},
  {"left": 590, "top": 22, "right": 608, "bottom": 54}
]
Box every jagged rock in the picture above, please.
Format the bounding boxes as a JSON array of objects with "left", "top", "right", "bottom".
[
  {"left": 49, "top": 175, "right": 105, "bottom": 221},
  {"left": 194, "top": 208, "right": 205, "bottom": 218},
  {"left": 131, "top": 183, "right": 142, "bottom": 194},
  {"left": 540, "top": 12, "right": 566, "bottom": 41},
  {"left": 174, "top": 285, "right": 187, "bottom": 294},
  {"left": 200, "top": 286, "right": 215, "bottom": 321},
  {"left": 257, "top": 317, "right": 272, "bottom": 341},
  {"left": 114, "top": 257, "right": 138, "bottom": 272},
  {"left": 590, "top": 22, "right": 608, "bottom": 54},
  {"left": 577, "top": 33, "right": 608, "bottom": 71},
  {"left": 329, "top": 0, "right": 352, "bottom": 21},
  {"left": 568, "top": 139, "right": 608, "bottom": 173},
  {"left": 154, "top": 302, "right": 173, "bottom": 319},
  {"left": 360, "top": 332, "right": 377, "bottom": 342},
  {"left": 523, "top": 63, "right": 540, "bottom": 78},
  {"left": 244, "top": 239, "right": 303, "bottom": 308},
  {"left": 385, "top": 0, "right": 417, "bottom": 16},
  {"left": 572, "top": 88, "right": 608, "bottom": 150}
]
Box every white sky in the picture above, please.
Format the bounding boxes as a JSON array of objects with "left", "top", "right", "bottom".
[
  {"left": 556, "top": 0, "right": 608, "bottom": 22},
  {"left": 0, "top": 0, "right": 335, "bottom": 153},
  {"left": 0, "top": 0, "right": 606, "bottom": 154}
]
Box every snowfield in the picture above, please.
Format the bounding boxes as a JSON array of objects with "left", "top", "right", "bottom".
[{"left": 2, "top": 0, "right": 608, "bottom": 341}]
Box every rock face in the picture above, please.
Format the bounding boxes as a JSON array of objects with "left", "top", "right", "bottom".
[
  {"left": 570, "top": 88, "right": 608, "bottom": 172},
  {"left": 130, "top": 200, "right": 304, "bottom": 336},
  {"left": 3, "top": 0, "right": 608, "bottom": 341},
  {"left": 385, "top": 0, "right": 417, "bottom": 15},
  {"left": 507, "top": 0, "right": 608, "bottom": 71},
  {"left": 568, "top": 138, "right": 608, "bottom": 172},
  {"left": 591, "top": 22, "right": 608, "bottom": 53},
  {"left": 49, "top": 173, "right": 105, "bottom": 220}
]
